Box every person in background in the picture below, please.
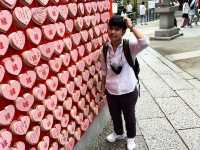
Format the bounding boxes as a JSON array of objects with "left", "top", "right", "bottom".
[
  {"left": 126, "top": 1, "right": 133, "bottom": 19},
  {"left": 139, "top": 1, "right": 147, "bottom": 25},
  {"left": 188, "top": 0, "right": 198, "bottom": 26},
  {"left": 171, "top": 0, "right": 180, "bottom": 27},
  {"left": 126, "top": 1, "right": 133, "bottom": 13},
  {"left": 100, "top": 15, "right": 148, "bottom": 150},
  {"left": 171, "top": 0, "right": 180, "bottom": 7},
  {"left": 121, "top": 6, "right": 127, "bottom": 17},
  {"left": 181, "top": 0, "right": 190, "bottom": 27}
]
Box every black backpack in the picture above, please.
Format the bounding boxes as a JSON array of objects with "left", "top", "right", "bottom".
[{"left": 102, "top": 39, "right": 140, "bottom": 80}]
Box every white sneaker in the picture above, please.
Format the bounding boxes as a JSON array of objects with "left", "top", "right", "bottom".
[
  {"left": 106, "top": 132, "right": 126, "bottom": 142},
  {"left": 127, "top": 138, "right": 136, "bottom": 150}
]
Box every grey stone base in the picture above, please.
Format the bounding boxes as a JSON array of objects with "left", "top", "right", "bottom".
[
  {"left": 150, "top": 28, "right": 183, "bottom": 40},
  {"left": 74, "top": 104, "right": 110, "bottom": 150}
]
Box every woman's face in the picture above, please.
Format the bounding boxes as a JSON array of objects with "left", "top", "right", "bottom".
[{"left": 108, "top": 26, "right": 124, "bottom": 43}]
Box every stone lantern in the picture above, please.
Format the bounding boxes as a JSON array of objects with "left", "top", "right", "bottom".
[{"left": 151, "top": 0, "right": 183, "bottom": 40}]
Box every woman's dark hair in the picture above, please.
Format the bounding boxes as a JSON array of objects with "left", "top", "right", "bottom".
[
  {"left": 108, "top": 15, "right": 127, "bottom": 31},
  {"left": 142, "top": 1, "right": 145, "bottom": 5}
]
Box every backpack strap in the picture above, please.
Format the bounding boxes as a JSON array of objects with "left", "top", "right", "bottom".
[
  {"left": 123, "top": 39, "right": 140, "bottom": 96},
  {"left": 123, "top": 39, "right": 135, "bottom": 70},
  {"left": 102, "top": 44, "right": 109, "bottom": 64}
]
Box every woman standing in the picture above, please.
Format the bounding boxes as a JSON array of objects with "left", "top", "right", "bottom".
[
  {"left": 181, "top": 0, "right": 190, "bottom": 27},
  {"left": 139, "top": 2, "right": 147, "bottom": 25}
]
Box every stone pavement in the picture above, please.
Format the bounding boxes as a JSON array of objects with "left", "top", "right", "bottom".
[{"left": 92, "top": 16, "right": 200, "bottom": 150}]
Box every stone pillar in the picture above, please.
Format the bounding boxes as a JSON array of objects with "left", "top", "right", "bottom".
[{"left": 151, "top": 2, "right": 183, "bottom": 40}]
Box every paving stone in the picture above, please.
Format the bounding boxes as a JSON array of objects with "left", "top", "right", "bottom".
[
  {"left": 140, "top": 82, "right": 147, "bottom": 92},
  {"left": 138, "top": 118, "right": 188, "bottom": 150},
  {"left": 142, "top": 77, "right": 177, "bottom": 98},
  {"left": 140, "top": 50, "right": 163, "bottom": 64},
  {"left": 175, "top": 58, "right": 200, "bottom": 76},
  {"left": 188, "top": 79, "right": 200, "bottom": 91},
  {"left": 149, "top": 61, "right": 174, "bottom": 75},
  {"left": 98, "top": 139, "right": 127, "bottom": 150},
  {"left": 139, "top": 62, "right": 158, "bottom": 80},
  {"left": 166, "top": 50, "right": 200, "bottom": 61},
  {"left": 159, "top": 73, "right": 194, "bottom": 90},
  {"left": 178, "top": 72, "right": 194, "bottom": 80},
  {"left": 194, "top": 74, "right": 200, "bottom": 80},
  {"left": 156, "top": 97, "right": 200, "bottom": 129},
  {"left": 144, "top": 47, "right": 185, "bottom": 73},
  {"left": 178, "top": 128, "right": 200, "bottom": 150},
  {"left": 140, "top": 50, "right": 175, "bottom": 75},
  {"left": 176, "top": 89, "right": 200, "bottom": 117},
  {"left": 146, "top": 47, "right": 163, "bottom": 58},
  {"left": 136, "top": 92, "right": 164, "bottom": 119},
  {"left": 136, "top": 122, "right": 142, "bottom": 136},
  {"left": 94, "top": 121, "right": 148, "bottom": 150},
  {"left": 135, "top": 135, "right": 149, "bottom": 150},
  {"left": 138, "top": 56, "right": 158, "bottom": 79},
  {"left": 96, "top": 135, "right": 148, "bottom": 150},
  {"left": 161, "top": 58, "right": 185, "bottom": 73}
]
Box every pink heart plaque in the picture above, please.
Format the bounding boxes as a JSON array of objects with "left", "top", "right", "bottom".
[
  {"left": 43, "top": 95, "right": 57, "bottom": 111},
  {"left": 61, "top": 114, "right": 69, "bottom": 128},
  {"left": 55, "top": 88, "right": 67, "bottom": 102},
  {"left": 63, "top": 97, "right": 72, "bottom": 111},
  {"left": 29, "top": 105, "right": 45, "bottom": 122},
  {"left": 22, "top": 48, "right": 41, "bottom": 67},
  {"left": 53, "top": 106, "right": 63, "bottom": 121},
  {"left": 13, "top": 7, "right": 32, "bottom": 27},
  {"left": 46, "top": 76, "right": 58, "bottom": 92},
  {"left": 47, "top": 6, "right": 59, "bottom": 23},
  {"left": 35, "top": 64, "right": 49, "bottom": 80},
  {"left": 31, "top": 7, "right": 47, "bottom": 25},
  {"left": 58, "top": 5, "right": 68, "bottom": 20},
  {"left": 37, "top": 136, "right": 50, "bottom": 150},
  {"left": 0, "top": 105, "right": 15, "bottom": 125},
  {"left": 8, "top": 31, "right": 25, "bottom": 50},
  {"left": 10, "top": 115, "right": 30, "bottom": 135},
  {"left": 25, "top": 126, "right": 40, "bottom": 145},
  {"left": 60, "top": 53, "right": 70, "bottom": 67},
  {"left": 18, "top": 70, "right": 36, "bottom": 89},
  {"left": 32, "top": 84, "right": 47, "bottom": 101},
  {"left": 63, "top": 37, "right": 72, "bottom": 51},
  {"left": 57, "top": 71, "right": 69, "bottom": 85},
  {"left": 0, "top": 65, "right": 5, "bottom": 83},
  {"left": 15, "top": 93, "right": 34, "bottom": 112},
  {"left": 40, "top": 114, "right": 53, "bottom": 131},
  {"left": 48, "top": 57, "right": 62, "bottom": 73},
  {"left": 0, "top": 10, "right": 12, "bottom": 33},
  {"left": 50, "top": 124, "right": 61, "bottom": 139},
  {"left": 65, "top": 19, "right": 73, "bottom": 33},
  {"left": 0, "top": 129, "right": 12, "bottom": 149},
  {"left": 0, "top": 0, "right": 17, "bottom": 9},
  {"left": 0, "top": 80, "right": 21, "bottom": 101},
  {"left": 26, "top": 27, "right": 42, "bottom": 45},
  {"left": 55, "top": 22, "right": 65, "bottom": 38},
  {"left": 68, "top": 3, "right": 77, "bottom": 17}
]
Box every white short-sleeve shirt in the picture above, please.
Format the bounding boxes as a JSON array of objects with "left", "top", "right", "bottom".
[
  {"left": 139, "top": 5, "right": 146, "bottom": 15},
  {"left": 100, "top": 38, "right": 148, "bottom": 95}
]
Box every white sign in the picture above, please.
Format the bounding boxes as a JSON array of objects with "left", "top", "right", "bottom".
[
  {"left": 112, "top": 3, "right": 118, "bottom": 14},
  {"left": 148, "top": 1, "right": 156, "bottom": 9}
]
